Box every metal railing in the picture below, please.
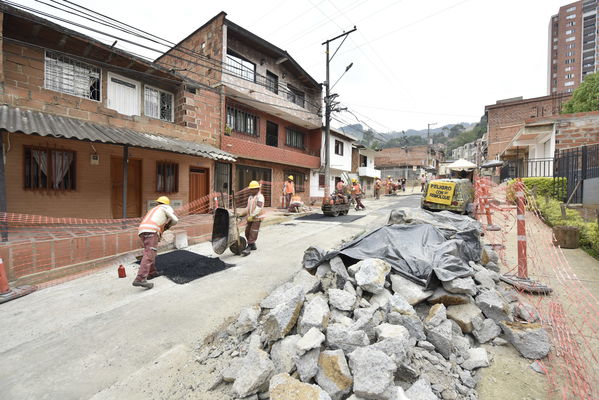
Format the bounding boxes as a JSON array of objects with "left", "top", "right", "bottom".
[
  {"left": 554, "top": 144, "right": 599, "bottom": 203},
  {"left": 499, "top": 158, "right": 554, "bottom": 181}
]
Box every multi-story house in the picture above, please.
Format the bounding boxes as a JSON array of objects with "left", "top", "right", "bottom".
[
  {"left": 310, "top": 128, "right": 355, "bottom": 199},
  {"left": 351, "top": 144, "right": 381, "bottom": 198},
  {"left": 157, "top": 12, "right": 322, "bottom": 207},
  {"left": 0, "top": 4, "right": 233, "bottom": 220},
  {"left": 375, "top": 145, "right": 445, "bottom": 181}
]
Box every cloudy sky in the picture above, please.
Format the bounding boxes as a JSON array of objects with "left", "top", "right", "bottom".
[{"left": 12, "top": 0, "right": 571, "bottom": 132}]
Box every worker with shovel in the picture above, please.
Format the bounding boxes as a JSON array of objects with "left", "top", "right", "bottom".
[
  {"left": 238, "top": 181, "right": 265, "bottom": 251},
  {"left": 133, "top": 196, "right": 178, "bottom": 289}
]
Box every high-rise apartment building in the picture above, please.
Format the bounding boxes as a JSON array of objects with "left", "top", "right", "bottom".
[{"left": 548, "top": 0, "right": 599, "bottom": 94}]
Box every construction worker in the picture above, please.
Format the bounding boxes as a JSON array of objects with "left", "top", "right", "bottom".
[
  {"left": 420, "top": 174, "right": 427, "bottom": 192},
  {"left": 283, "top": 175, "right": 295, "bottom": 209},
  {"left": 386, "top": 176, "right": 394, "bottom": 195},
  {"left": 238, "top": 180, "right": 264, "bottom": 251},
  {"left": 335, "top": 179, "right": 347, "bottom": 203},
  {"left": 374, "top": 178, "right": 382, "bottom": 200},
  {"left": 351, "top": 178, "right": 366, "bottom": 211},
  {"left": 401, "top": 177, "right": 407, "bottom": 192},
  {"left": 134, "top": 196, "right": 178, "bottom": 289}
]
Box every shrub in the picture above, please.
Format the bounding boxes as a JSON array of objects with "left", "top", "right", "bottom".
[{"left": 506, "top": 177, "right": 566, "bottom": 204}]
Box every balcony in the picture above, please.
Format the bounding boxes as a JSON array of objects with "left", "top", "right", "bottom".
[{"left": 358, "top": 166, "right": 381, "bottom": 179}]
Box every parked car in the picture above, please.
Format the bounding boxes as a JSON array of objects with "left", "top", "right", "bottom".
[{"left": 421, "top": 178, "right": 475, "bottom": 216}]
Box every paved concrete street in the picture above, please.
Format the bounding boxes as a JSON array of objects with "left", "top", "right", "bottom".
[{"left": 0, "top": 194, "right": 420, "bottom": 400}]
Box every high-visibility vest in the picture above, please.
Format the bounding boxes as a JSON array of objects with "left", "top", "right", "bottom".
[
  {"left": 284, "top": 181, "right": 295, "bottom": 194},
  {"left": 138, "top": 205, "right": 168, "bottom": 235},
  {"left": 352, "top": 184, "right": 362, "bottom": 195}
]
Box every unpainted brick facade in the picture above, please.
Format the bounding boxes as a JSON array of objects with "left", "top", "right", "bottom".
[
  {"left": 527, "top": 111, "right": 599, "bottom": 150},
  {"left": 375, "top": 145, "right": 439, "bottom": 168}
]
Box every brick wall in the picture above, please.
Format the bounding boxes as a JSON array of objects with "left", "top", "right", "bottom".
[
  {"left": 553, "top": 111, "right": 599, "bottom": 149},
  {"left": 485, "top": 94, "right": 570, "bottom": 159},
  {"left": 375, "top": 146, "right": 429, "bottom": 168},
  {"left": 1, "top": 40, "right": 222, "bottom": 146}
]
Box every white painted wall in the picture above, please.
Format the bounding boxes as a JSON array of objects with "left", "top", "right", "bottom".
[{"left": 321, "top": 130, "right": 353, "bottom": 172}]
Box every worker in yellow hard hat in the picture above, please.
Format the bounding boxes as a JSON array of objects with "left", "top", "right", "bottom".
[
  {"left": 237, "top": 181, "right": 264, "bottom": 251},
  {"left": 351, "top": 179, "right": 366, "bottom": 211},
  {"left": 282, "top": 175, "right": 295, "bottom": 209},
  {"left": 134, "top": 196, "right": 178, "bottom": 289}
]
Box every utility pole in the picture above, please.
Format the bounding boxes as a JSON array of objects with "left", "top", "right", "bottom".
[
  {"left": 323, "top": 26, "right": 357, "bottom": 198},
  {"left": 427, "top": 122, "right": 436, "bottom": 169}
]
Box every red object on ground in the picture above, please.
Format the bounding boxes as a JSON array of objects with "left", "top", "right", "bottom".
[
  {"left": 516, "top": 179, "right": 528, "bottom": 278},
  {"left": 0, "top": 258, "right": 10, "bottom": 294},
  {"left": 118, "top": 265, "right": 126, "bottom": 278}
]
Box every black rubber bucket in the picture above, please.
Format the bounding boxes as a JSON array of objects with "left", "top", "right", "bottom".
[{"left": 211, "top": 208, "right": 247, "bottom": 255}]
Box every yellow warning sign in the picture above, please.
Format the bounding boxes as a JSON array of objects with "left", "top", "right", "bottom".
[{"left": 425, "top": 181, "right": 456, "bottom": 205}]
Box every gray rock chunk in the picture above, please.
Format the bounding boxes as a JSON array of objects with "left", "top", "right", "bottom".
[
  {"left": 388, "top": 294, "right": 416, "bottom": 315},
  {"left": 484, "top": 261, "right": 500, "bottom": 273},
  {"left": 349, "top": 347, "right": 397, "bottom": 400},
  {"left": 473, "top": 269, "right": 497, "bottom": 290},
  {"left": 442, "top": 277, "right": 478, "bottom": 296},
  {"left": 354, "top": 258, "right": 391, "bottom": 294},
  {"left": 472, "top": 318, "right": 501, "bottom": 343},
  {"left": 424, "top": 303, "right": 447, "bottom": 327},
  {"left": 427, "top": 287, "right": 472, "bottom": 306},
  {"left": 492, "top": 337, "right": 508, "bottom": 346},
  {"left": 263, "top": 290, "right": 305, "bottom": 341},
  {"left": 500, "top": 322, "right": 551, "bottom": 359},
  {"left": 232, "top": 349, "right": 275, "bottom": 397},
  {"left": 269, "top": 373, "right": 332, "bottom": 400},
  {"left": 375, "top": 323, "right": 410, "bottom": 342},
  {"left": 459, "top": 370, "right": 476, "bottom": 388},
  {"left": 515, "top": 302, "right": 541, "bottom": 323},
  {"left": 294, "top": 348, "right": 320, "bottom": 382},
  {"left": 316, "top": 349, "right": 353, "bottom": 400},
  {"left": 475, "top": 289, "right": 512, "bottom": 323},
  {"left": 330, "top": 256, "right": 350, "bottom": 282},
  {"left": 271, "top": 335, "right": 300, "bottom": 374},
  {"left": 424, "top": 319, "right": 453, "bottom": 359},
  {"left": 370, "top": 337, "right": 408, "bottom": 368},
  {"left": 351, "top": 306, "right": 386, "bottom": 342},
  {"left": 369, "top": 289, "right": 393, "bottom": 309},
  {"left": 230, "top": 305, "right": 261, "bottom": 336},
  {"left": 405, "top": 378, "right": 438, "bottom": 400},
  {"left": 343, "top": 281, "right": 357, "bottom": 296},
  {"left": 316, "top": 262, "right": 332, "bottom": 277},
  {"left": 391, "top": 274, "right": 433, "bottom": 305},
  {"left": 388, "top": 312, "right": 426, "bottom": 341},
  {"left": 292, "top": 269, "right": 321, "bottom": 294},
  {"left": 298, "top": 294, "right": 330, "bottom": 335},
  {"left": 328, "top": 288, "right": 356, "bottom": 311},
  {"left": 261, "top": 283, "right": 304, "bottom": 309},
  {"left": 481, "top": 245, "right": 499, "bottom": 265},
  {"left": 461, "top": 347, "right": 490, "bottom": 370},
  {"left": 326, "top": 323, "right": 370, "bottom": 354},
  {"left": 330, "top": 309, "right": 353, "bottom": 327},
  {"left": 296, "top": 327, "right": 325, "bottom": 354},
  {"left": 446, "top": 303, "right": 483, "bottom": 334}
]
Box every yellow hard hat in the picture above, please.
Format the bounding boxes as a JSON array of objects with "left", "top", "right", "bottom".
[
  {"left": 288, "top": 175, "right": 294, "bottom": 180},
  {"left": 156, "top": 196, "right": 170, "bottom": 205},
  {"left": 387, "top": 175, "right": 391, "bottom": 178},
  {"left": 352, "top": 178, "right": 357, "bottom": 183},
  {"left": 248, "top": 180, "right": 261, "bottom": 189}
]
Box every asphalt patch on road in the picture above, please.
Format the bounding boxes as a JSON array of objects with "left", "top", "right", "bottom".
[
  {"left": 295, "top": 213, "right": 366, "bottom": 223},
  {"left": 140, "top": 250, "right": 235, "bottom": 284}
]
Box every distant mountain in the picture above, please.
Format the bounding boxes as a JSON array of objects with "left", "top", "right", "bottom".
[{"left": 336, "top": 122, "right": 477, "bottom": 142}]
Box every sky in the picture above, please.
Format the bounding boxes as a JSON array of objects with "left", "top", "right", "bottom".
[{"left": 11, "top": 0, "right": 572, "bottom": 133}]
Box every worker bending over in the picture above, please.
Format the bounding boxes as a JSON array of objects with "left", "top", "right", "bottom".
[
  {"left": 283, "top": 175, "right": 295, "bottom": 208},
  {"left": 238, "top": 180, "right": 264, "bottom": 251},
  {"left": 134, "top": 196, "right": 178, "bottom": 289},
  {"left": 351, "top": 178, "right": 366, "bottom": 211},
  {"left": 374, "top": 178, "right": 382, "bottom": 200}
]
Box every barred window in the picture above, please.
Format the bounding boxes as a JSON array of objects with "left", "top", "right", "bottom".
[
  {"left": 156, "top": 161, "right": 179, "bottom": 193},
  {"left": 144, "top": 86, "right": 173, "bottom": 122},
  {"left": 286, "top": 84, "right": 305, "bottom": 108},
  {"left": 225, "top": 50, "right": 255, "bottom": 82},
  {"left": 24, "top": 146, "right": 76, "bottom": 191},
  {"left": 45, "top": 51, "right": 100, "bottom": 101},
  {"left": 285, "top": 128, "right": 305, "bottom": 149},
  {"left": 226, "top": 106, "right": 258, "bottom": 136},
  {"left": 285, "top": 171, "right": 306, "bottom": 192},
  {"left": 266, "top": 71, "right": 278, "bottom": 94}
]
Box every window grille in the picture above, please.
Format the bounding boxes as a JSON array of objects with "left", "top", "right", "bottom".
[
  {"left": 227, "top": 106, "right": 258, "bottom": 136},
  {"left": 45, "top": 51, "right": 100, "bottom": 101},
  {"left": 156, "top": 161, "right": 179, "bottom": 193},
  {"left": 285, "top": 128, "right": 305, "bottom": 149},
  {"left": 225, "top": 50, "right": 256, "bottom": 82},
  {"left": 286, "top": 84, "right": 305, "bottom": 108},
  {"left": 145, "top": 87, "right": 173, "bottom": 122}
]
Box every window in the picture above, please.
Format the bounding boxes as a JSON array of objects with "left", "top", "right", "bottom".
[
  {"left": 318, "top": 174, "right": 325, "bottom": 188},
  {"left": 566, "top": 66, "right": 574, "bottom": 71},
  {"left": 567, "top": 6, "right": 576, "bottom": 12},
  {"left": 24, "top": 147, "right": 76, "bottom": 190},
  {"left": 566, "top": 88, "right": 574, "bottom": 93},
  {"left": 266, "top": 71, "right": 278, "bottom": 94},
  {"left": 226, "top": 106, "right": 258, "bottom": 136},
  {"left": 45, "top": 51, "right": 100, "bottom": 101},
  {"left": 156, "top": 161, "right": 179, "bottom": 193},
  {"left": 565, "top": 81, "right": 575, "bottom": 86},
  {"left": 566, "top": 36, "right": 576, "bottom": 42},
  {"left": 144, "top": 86, "right": 173, "bottom": 122},
  {"left": 566, "top": 14, "right": 576, "bottom": 19},
  {"left": 286, "top": 127, "right": 305, "bottom": 149},
  {"left": 225, "top": 50, "right": 255, "bottom": 82},
  {"left": 107, "top": 73, "right": 140, "bottom": 116},
  {"left": 286, "top": 84, "right": 305, "bottom": 108},
  {"left": 215, "top": 162, "right": 231, "bottom": 194},
  {"left": 285, "top": 171, "right": 306, "bottom": 192},
  {"left": 565, "top": 73, "right": 575, "bottom": 79},
  {"left": 567, "top": 21, "right": 576, "bottom": 27},
  {"left": 360, "top": 154, "right": 368, "bottom": 167},
  {"left": 567, "top": 43, "right": 576, "bottom": 49},
  {"left": 566, "top": 29, "right": 575, "bottom": 35},
  {"left": 565, "top": 58, "right": 576, "bottom": 64},
  {"left": 566, "top": 51, "right": 576, "bottom": 56},
  {"left": 334, "top": 140, "right": 344, "bottom": 156}
]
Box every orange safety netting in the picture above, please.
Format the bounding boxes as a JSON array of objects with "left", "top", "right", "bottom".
[{"left": 474, "top": 176, "right": 598, "bottom": 399}]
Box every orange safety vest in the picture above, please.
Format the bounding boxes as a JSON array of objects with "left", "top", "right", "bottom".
[
  {"left": 284, "top": 181, "right": 295, "bottom": 194},
  {"left": 138, "top": 206, "right": 167, "bottom": 235},
  {"left": 352, "top": 183, "right": 362, "bottom": 195}
]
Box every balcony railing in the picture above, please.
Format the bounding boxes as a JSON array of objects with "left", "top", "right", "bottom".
[{"left": 358, "top": 166, "right": 381, "bottom": 178}]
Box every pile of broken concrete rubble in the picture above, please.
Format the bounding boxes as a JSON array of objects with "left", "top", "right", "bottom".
[{"left": 199, "top": 243, "right": 551, "bottom": 400}]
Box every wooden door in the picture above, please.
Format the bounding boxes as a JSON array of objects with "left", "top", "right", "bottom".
[
  {"left": 189, "top": 167, "right": 209, "bottom": 213},
  {"left": 111, "top": 157, "right": 142, "bottom": 218}
]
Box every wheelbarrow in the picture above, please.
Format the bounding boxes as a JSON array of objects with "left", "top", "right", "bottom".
[{"left": 211, "top": 204, "right": 247, "bottom": 256}]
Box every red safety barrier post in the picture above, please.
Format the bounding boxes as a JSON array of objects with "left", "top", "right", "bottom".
[
  {"left": 516, "top": 179, "right": 528, "bottom": 278},
  {"left": 482, "top": 178, "right": 501, "bottom": 231},
  {"left": 0, "top": 257, "right": 10, "bottom": 295}
]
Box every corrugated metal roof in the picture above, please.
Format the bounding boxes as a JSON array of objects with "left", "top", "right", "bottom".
[{"left": 0, "top": 105, "right": 236, "bottom": 162}]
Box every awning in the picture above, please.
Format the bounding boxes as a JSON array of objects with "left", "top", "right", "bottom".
[{"left": 0, "top": 105, "right": 236, "bottom": 162}]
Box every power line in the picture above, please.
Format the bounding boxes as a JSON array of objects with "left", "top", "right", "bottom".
[{"left": 342, "top": 102, "right": 481, "bottom": 118}]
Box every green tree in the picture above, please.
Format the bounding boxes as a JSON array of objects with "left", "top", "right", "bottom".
[
  {"left": 562, "top": 71, "right": 599, "bottom": 113},
  {"left": 448, "top": 124, "right": 465, "bottom": 138}
]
